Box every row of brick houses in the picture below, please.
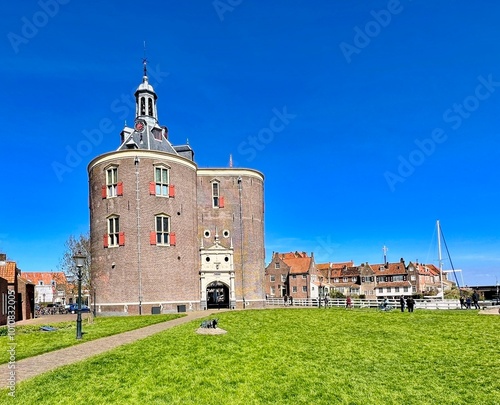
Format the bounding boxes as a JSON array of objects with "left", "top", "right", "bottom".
[
  {"left": 0, "top": 254, "right": 35, "bottom": 325},
  {"left": 265, "top": 251, "right": 453, "bottom": 300},
  {"left": 0, "top": 253, "right": 84, "bottom": 326}
]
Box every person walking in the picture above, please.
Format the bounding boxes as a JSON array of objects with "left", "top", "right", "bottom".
[
  {"left": 346, "top": 296, "right": 352, "bottom": 309},
  {"left": 399, "top": 295, "right": 406, "bottom": 312},
  {"left": 472, "top": 290, "right": 480, "bottom": 309}
]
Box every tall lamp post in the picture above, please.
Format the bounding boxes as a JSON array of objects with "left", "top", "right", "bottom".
[{"left": 73, "top": 252, "right": 86, "bottom": 340}]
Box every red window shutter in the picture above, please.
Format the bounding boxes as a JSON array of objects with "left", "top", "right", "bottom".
[
  {"left": 149, "top": 182, "right": 156, "bottom": 195},
  {"left": 170, "top": 232, "right": 176, "bottom": 246},
  {"left": 101, "top": 185, "right": 107, "bottom": 199},
  {"left": 117, "top": 182, "right": 123, "bottom": 196},
  {"left": 219, "top": 196, "right": 225, "bottom": 208},
  {"left": 169, "top": 184, "right": 175, "bottom": 198},
  {"left": 103, "top": 234, "right": 109, "bottom": 248},
  {"left": 150, "top": 231, "right": 157, "bottom": 245},
  {"left": 118, "top": 232, "right": 125, "bottom": 246}
]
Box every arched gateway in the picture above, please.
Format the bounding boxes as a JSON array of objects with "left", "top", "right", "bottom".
[
  {"left": 200, "top": 232, "right": 236, "bottom": 310},
  {"left": 206, "top": 281, "right": 229, "bottom": 309}
]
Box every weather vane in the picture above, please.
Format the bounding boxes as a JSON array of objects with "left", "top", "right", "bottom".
[{"left": 142, "top": 40, "right": 148, "bottom": 76}]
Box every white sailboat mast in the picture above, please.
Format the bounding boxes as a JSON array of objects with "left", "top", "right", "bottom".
[{"left": 437, "top": 220, "right": 444, "bottom": 300}]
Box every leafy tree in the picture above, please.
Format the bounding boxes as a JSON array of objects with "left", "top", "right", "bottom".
[
  {"left": 444, "top": 287, "right": 462, "bottom": 299},
  {"left": 329, "top": 290, "right": 345, "bottom": 298}
]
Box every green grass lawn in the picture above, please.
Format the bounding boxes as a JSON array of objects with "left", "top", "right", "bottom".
[
  {"left": 0, "top": 314, "right": 184, "bottom": 364},
  {"left": 4, "top": 308, "right": 500, "bottom": 404}
]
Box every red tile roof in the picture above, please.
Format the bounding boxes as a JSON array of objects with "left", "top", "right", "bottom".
[
  {"left": 282, "top": 257, "right": 312, "bottom": 274},
  {"left": 370, "top": 262, "right": 407, "bottom": 275},
  {"left": 332, "top": 261, "right": 354, "bottom": 269},
  {"left": 316, "top": 261, "right": 354, "bottom": 270},
  {"left": 22, "top": 272, "right": 68, "bottom": 285},
  {"left": 0, "top": 262, "right": 17, "bottom": 283},
  {"left": 278, "top": 252, "right": 313, "bottom": 274}
]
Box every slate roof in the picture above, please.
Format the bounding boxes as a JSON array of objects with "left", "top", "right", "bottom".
[{"left": 118, "top": 125, "right": 182, "bottom": 154}]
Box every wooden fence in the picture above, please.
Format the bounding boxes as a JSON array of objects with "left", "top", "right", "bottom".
[{"left": 266, "top": 297, "right": 465, "bottom": 310}]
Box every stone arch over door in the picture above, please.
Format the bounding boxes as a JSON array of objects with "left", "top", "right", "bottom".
[{"left": 206, "top": 281, "right": 229, "bottom": 309}]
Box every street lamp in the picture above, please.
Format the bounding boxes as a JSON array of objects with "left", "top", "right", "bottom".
[{"left": 73, "top": 252, "right": 86, "bottom": 340}]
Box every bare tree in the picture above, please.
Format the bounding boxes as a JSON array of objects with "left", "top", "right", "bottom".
[{"left": 59, "top": 233, "right": 92, "bottom": 298}]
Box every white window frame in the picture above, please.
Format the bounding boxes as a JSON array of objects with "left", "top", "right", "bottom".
[
  {"left": 211, "top": 180, "right": 220, "bottom": 208},
  {"left": 155, "top": 214, "right": 170, "bottom": 245},
  {"left": 108, "top": 216, "right": 120, "bottom": 247},
  {"left": 155, "top": 166, "right": 169, "bottom": 197},
  {"left": 106, "top": 167, "right": 118, "bottom": 198}
]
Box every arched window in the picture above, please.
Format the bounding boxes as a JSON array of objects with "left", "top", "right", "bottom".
[
  {"left": 140, "top": 97, "right": 146, "bottom": 115},
  {"left": 148, "top": 98, "right": 153, "bottom": 116}
]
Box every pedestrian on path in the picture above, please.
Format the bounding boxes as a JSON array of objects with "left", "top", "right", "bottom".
[
  {"left": 472, "top": 290, "right": 480, "bottom": 309},
  {"left": 399, "top": 295, "right": 406, "bottom": 312}
]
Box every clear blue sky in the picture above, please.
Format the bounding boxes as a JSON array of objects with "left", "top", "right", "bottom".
[{"left": 1, "top": 0, "right": 499, "bottom": 287}]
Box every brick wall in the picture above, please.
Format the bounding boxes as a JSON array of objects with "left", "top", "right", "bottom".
[{"left": 89, "top": 150, "right": 200, "bottom": 312}]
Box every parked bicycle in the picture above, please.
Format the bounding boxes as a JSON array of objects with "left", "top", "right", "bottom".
[{"left": 378, "top": 303, "right": 394, "bottom": 311}]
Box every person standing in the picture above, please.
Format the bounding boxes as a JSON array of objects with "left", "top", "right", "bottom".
[
  {"left": 466, "top": 296, "right": 472, "bottom": 309},
  {"left": 406, "top": 296, "right": 415, "bottom": 313},
  {"left": 346, "top": 296, "right": 352, "bottom": 309},
  {"left": 459, "top": 295, "right": 465, "bottom": 309},
  {"left": 399, "top": 295, "right": 406, "bottom": 312}
]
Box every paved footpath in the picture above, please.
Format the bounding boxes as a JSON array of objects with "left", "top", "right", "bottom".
[{"left": 1, "top": 310, "right": 221, "bottom": 389}]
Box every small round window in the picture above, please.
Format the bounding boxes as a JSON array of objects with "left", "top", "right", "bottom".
[
  {"left": 205, "top": 257, "right": 210, "bottom": 262},
  {"left": 224, "top": 257, "right": 229, "bottom": 262},
  {"left": 222, "top": 230, "right": 230, "bottom": 238},
  {"left": 204, "top": 230, "right": 211, "bottom": 238}
]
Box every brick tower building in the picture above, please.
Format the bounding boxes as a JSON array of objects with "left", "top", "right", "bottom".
[{"left": 87, "top": 64, "right": 265, "bottom": 314}]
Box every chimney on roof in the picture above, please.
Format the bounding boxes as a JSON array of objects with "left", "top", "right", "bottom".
[
  {"left": 0, "top": 253, "right": 6, "bottom": 262},
  {"left": 400, "top": 257, "right": 404, "bottom": 263}
]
